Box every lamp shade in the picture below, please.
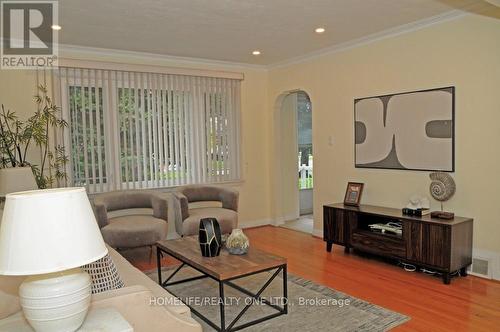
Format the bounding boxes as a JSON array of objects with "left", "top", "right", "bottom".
[
  {"left": 0, "top": 167, "right": 38, "bottom": 197},
  {"left": 0, "top": 187, "right": 107, "bottom": 275}
]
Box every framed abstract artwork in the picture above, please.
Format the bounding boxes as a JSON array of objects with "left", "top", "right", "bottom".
[{"left": 354, "top": 86, "right": 455, "bottom": 172}]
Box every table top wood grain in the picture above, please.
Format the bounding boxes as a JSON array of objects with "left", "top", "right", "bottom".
[{"left": 156, "top": 236, "right": 287, "bottom": 281}]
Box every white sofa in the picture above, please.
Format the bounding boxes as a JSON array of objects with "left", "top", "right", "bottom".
[{"left": 0, "top": 246, "right": 202, "bottom": 332}]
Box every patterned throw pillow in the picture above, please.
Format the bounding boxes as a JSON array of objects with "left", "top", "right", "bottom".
[{"left": 82, "top": 254, "right": 124, "bottom": 294}]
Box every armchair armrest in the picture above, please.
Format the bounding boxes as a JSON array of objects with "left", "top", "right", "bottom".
[
  {"left": 172, "top": 192, "right": 189, "bottom": 235},
  {"left": 151, "top": 193, "right": 169, "bottom": 222},
  {"left": 92, "top": 199, "right": 109, "bottom": 228},
  {"left": 92, "top": 190, "right": 169, "bottom": 228},
  {"left": 218, "top": 187, "right": 239, "bottom": 212},
  {"left": 173, "top": 186, "right": 239, "bottom": 236}
]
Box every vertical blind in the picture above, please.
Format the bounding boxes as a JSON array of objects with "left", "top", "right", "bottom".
[{"left": 52, "top": 67, "right": 241, "bottom": 193}]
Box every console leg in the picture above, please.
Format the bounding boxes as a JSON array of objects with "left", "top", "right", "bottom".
[
  {"left": 460, "top": 267, "right": 468, "bottom": 277},
  {"left": 326, "top": 242, "right": 333, "bottom": 252},
  {"left": 344, "top": 246, "right": 350, "bottom": 254},
  {"left": 443, "top": 273, "right": 451, "bottom": 285}
]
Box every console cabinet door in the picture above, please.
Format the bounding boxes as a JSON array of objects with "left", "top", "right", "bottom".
[
  {"left": 323, "top": 207, "right": 346, "bottom": 245},
  {"left": 406, "top": 222, "right": 451, "bottom": 269},
  {"left": 421, "top": 224, "right": 451, "bottom": 269},
  {"left": 406, "top": 222, "right": 423, "bottom": 262},
  {"left": 345, "top": 211, "right": 358, "bottom": 245}
]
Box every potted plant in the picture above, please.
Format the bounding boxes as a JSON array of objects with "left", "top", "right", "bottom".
[{"left": 0, "top": 85, "right": 68, "bottom": 191}]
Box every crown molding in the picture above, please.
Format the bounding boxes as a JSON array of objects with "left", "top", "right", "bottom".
[
  {"left": 267, "top": 9, "right": 469, "bottom": 70},
  {"left": 59, "top": 44, "right": 268, "bottom": 71}
]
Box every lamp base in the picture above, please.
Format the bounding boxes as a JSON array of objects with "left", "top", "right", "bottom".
[{"left": 19, "top": 268, "right": 92, "bottom": 332}]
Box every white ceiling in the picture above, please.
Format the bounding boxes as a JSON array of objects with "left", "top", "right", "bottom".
[{"left": 59, "top": 0, "right": 489, "bottom": 65}]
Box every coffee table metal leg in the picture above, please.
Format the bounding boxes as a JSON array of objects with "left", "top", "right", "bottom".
[
  {"left": 157, "top": 251, "right": 287, "bottom": 332},
  {"left": 283, "top": 264, "right": 288, "bottom": 314},
  {"left": 219, "top": 281, "right": 226, "bottom": 332},
  {"left": 156, "top": 247, "right": 162, "bottom": 285},
  {"left": 225, "top": 266, "right": 286, "bottom": 331}
]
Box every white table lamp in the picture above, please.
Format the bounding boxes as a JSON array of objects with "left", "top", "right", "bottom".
[{"left": 0, "top": 187, "right": 107, "bottom": 332}]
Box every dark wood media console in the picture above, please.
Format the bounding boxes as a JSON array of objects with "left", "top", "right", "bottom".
[{"left": 323, "top": 203, "right": 473, "bottom": 284}]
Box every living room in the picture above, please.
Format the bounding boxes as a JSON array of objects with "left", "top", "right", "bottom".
[{"left": 0, "top": 0, "right": 499, "bottom": 331}]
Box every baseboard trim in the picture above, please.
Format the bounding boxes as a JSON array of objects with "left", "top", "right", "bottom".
[
  {"left": 273, "top": 213, "right": 300, "bottom": 226},
  {"left": 312, "top": 229, "right": 323, "bottom": 239},
  {"left": 239, "top": 218, "right": 274, "bottom": 229}
]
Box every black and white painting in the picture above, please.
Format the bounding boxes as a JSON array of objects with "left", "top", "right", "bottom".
[{"left": 354, "top": 87, "right": 454, "bottom": 172}]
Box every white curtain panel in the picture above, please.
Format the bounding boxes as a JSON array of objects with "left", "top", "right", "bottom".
[{"left": 50, "top": 67, "right": 241, "bottom": 193}]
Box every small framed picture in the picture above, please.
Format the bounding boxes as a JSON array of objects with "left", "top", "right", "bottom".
[{"left": 344, "top": 182, "right": 364, "bottom": 206}]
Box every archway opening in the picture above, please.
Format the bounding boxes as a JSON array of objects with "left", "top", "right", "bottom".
[{"left": 274, "top": 90, "right": 313, "bottom": 234}]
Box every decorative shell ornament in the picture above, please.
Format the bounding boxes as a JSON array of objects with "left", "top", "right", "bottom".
[{"left": 429, "top": 172, "right": 456, "bottom": 202}]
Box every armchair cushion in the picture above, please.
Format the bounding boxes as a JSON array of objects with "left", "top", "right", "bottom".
[
  {"left": 182, "top": 207, "right": 237, "bottom": 236},
  {"left": 101, "top": 215, "right": 167, "bottom": 248}
]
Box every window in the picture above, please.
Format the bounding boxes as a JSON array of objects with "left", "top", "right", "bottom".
[
  {"left": 68, "top": 86, "right": 107, "bottom": 189},
  {"left": 55, "top": 68, "right": 241, "bottom": 193}
]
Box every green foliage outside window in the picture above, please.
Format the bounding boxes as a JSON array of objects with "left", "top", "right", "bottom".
[{"left": 69, "top": 86, "right": 230, "bottom": 186}]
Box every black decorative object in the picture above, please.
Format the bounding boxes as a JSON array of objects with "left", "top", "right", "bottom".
[{"left": 199, "top": 218, "right": 222, "bottom": 257}]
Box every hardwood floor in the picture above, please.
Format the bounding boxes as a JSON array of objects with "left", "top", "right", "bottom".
[{"left": 124, "top": 226, "right": 500, "bottom": 331}]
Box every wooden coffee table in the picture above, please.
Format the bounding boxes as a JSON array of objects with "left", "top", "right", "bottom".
[{"left": 156, "top": 236, "right": 288, "bottom": 332}]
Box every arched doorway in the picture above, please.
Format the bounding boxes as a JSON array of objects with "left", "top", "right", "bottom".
[{"left": 273, "top": 90, "right": 313, "bottom": 234}]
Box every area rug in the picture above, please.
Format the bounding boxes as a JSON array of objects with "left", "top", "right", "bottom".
[{"left": 145, "top": 266, "right": 409, "bottom": 331}]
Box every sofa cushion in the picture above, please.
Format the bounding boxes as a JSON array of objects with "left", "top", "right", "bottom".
[
  {"left": 82, "top": 254, "right": 125, "bottom": 294},
  {"left": 101, "top": 215, "right": 168, "bottom": 248},
  {"left": 0, "top": 275, "right": 24, "bottom": 319},
  {"left": 183, "top": 207, "right": 237, "bottom": 236},
  {"left": 107, "top": 246, "right": 190, "bottom": 316},
  {"left": 91, "top": 285, "right": 201, "bottom": 332}
]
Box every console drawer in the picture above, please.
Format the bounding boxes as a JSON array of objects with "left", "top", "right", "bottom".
[{"left": 351, "top": 231, "right": 406, "bottom": 258}]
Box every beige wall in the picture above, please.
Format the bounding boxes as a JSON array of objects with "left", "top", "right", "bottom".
[
  {"left": 0, "top": 54, "right": 271, "bottom": 226},
  {"left": 0, "top": 70, "right": 41, "bottom": 165},
  {"left": 278, "top": 93, "right": 300, "bottom": 221},
  {"left": 268, "top": 13, "right": 500, "bottom": 254},
  {"left": 1, "top": 12, "right": 499, "bottom": 256}
]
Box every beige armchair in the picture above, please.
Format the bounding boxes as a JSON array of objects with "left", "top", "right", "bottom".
[
  {"left": 93, "top": 190, "right": 168, "bottom": 249},
  {"left": 173, "top": 185, "right": 239, "bottom": 236}
]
